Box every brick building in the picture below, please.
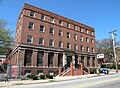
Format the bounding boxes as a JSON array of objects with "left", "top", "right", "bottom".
[{"left": 9, "top": 3, "right": 97, "bottom": 76}]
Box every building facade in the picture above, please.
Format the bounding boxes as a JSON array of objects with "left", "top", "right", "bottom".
[{"left": 9, "top": 3, "right": 97, "bottom": 76}]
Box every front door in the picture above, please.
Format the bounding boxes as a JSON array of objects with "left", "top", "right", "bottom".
[{"left": 66, "top": 56, "right": 72, "bottom": 67}]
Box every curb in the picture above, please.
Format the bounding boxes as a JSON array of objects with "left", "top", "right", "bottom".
[{"left": 0, "top": 73, "right": 117, "bottom": 87}]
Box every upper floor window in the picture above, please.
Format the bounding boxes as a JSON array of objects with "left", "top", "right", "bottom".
[
  {"left": 91, "top": 39, "right": 94, "bottom": 44},
  {"left": 59, "top": 41, "right": 63, "bottom": 48},
  {"left": 86, "top": 29, "right": 89, "bottom": 34},
  {"left": 28, "top": 22, "right": 34, "bottom": 30},
  {"left": 66, "top": 23, "right": 70, "bottom": 28},
  {"left": 74, "top": 34, "right": 77, "bottom": 40},
  {"left": 59, "top": 30, "right": 63, "bottom": 36},
  {"left": 30, "top": 11, "right": 35, "bottom": 17},
  {"left": 80, "top": 27, "right": 83, "bottom": 32},
  {"left": 40, "top": 14, "right": 45, "bottom": 20},
  {"left": 86, "top": 47, "right": 89, "bottom": 52},
  {"left": 74, "top": 25, "right": 77, "bottom": 30},
  {"left": 39, "top": 37, "right": 44, "bottom": 45},
  {"left": 67, "top": 32, "right": 70, "bottom": 38},
  {"left": 50, "top": 17, "right": 54, "bottom": 23},
  {"left": 74, "top": 44, "right": 78, "bottom": 50},
  {"left": 40, "top": 25, "right": 45, "bottom": 32},
  {"left": 91, "top": 31, "right": 94, "bottom": 35},
  {"left": 80, "top": 36, "right": 83, "bottom": 41},
  {"left": 59, "top": 20, "right": 63, "bottom": 26},
  {"left": 50, "top": 27, "right": 54, "bottom": 34},
  {"left": 49, "top": 39, "right": 54, "bottom": 47},
  {"left": 67, "top": 43, "right": 71, "bottom": 49},
  {"left": 27, "top": 35, "right": 33, "bottom": 43},
  {"left": 86, "top": 37, "right": 89, "bottom": 43},
  {"left": 92, "top": 48, "right": 94, "bottom": 53},
  {"left": 81, "top": 45, "right": 84, "bottom": 51}
]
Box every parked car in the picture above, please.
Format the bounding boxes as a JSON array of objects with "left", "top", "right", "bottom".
[{"left": 100, "top": 68, "right": 109, "bottom": 74}]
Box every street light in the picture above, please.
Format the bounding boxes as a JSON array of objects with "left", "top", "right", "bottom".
[{"left": 109, "top": 30, "right": 118, "bottom": 73}]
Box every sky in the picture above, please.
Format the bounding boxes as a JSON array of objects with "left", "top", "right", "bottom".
[{"left": 0, "top": 0, "right": 120, "bottom": 41}]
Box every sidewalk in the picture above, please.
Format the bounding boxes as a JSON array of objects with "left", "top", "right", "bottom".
[{"left": 0, "top": 72, "right": 119, "bottom": 87}]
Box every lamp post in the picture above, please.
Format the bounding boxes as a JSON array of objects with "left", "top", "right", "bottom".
[{"left": 109, "top": 30, "right": 118, "bottom": 73}]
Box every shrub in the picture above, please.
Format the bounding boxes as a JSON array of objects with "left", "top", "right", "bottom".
[
  {"left": 90, "top": 70, "right": 96, "bottom": 74},
  {"left": 26, "top": 74, "right": 35, "bottom": 79},
  {"left": 40, "top": 75, "right": 46, "bottom": 79},
  {"left": 32, "top": 76, "right": 38, "bottom": 80},
  {"left": 48, "top": 75, "right": 53, "bottom": 79}
]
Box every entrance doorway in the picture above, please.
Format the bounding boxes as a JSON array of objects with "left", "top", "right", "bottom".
[{"left": 66, "top": 56, "right": 72, "bottom": 67}]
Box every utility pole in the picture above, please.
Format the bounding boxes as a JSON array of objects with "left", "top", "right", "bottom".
[{"left": 109, "top": 30, "right": 118, "bottom": 73}]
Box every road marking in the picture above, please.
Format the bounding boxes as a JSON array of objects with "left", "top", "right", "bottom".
[{"left": 74, "top": 78, "right": 120, "bottom": 88}]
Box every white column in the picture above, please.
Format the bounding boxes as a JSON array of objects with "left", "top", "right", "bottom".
[{"left": 63, "top": 52, "right": 66, "bottom": 66}]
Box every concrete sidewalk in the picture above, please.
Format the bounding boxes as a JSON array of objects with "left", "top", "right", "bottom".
[{"left": 0, "top": 73, "right": 118, "bottom": 87}]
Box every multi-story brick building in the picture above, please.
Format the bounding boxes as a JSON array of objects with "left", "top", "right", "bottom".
[{"left": 9, "top": 3, "right": 97, "bottom": 76}]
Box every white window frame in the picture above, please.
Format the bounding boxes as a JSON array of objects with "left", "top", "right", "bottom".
[
  {"left": 87, "top": 47, "right": 89, "bottom": 52},
  {"left": 80, "top": 36, "right": 83, "bottom": 41},
  {"left": 39, "top": 37, "right": 44, "bottom": 45},
  {"left": 67, "top": 32, "right": 70, "bottom": 38},
  {"left": 40, "top": 25, "right": 45, "bottom": 32},
  {"left": 80, "top": 27, "right": 83, "bottom": 32},
  {"left": 59, "top": 41, "right": 63, "bottom": 48},
  {"left": 67, "top": 43, "right": 71, "bottom": 49},
  {"left": 50, "top": 27, "right": 54, "bottom": 34},
  {"left": 40, "top": 14, "right": 45, "bottom": 20},
  {"left": 50, "top": 17, "right": 54, "bottom": 23},
  {"left": 59, "top": 30, "right": 63, "bottom": 36},
  {"left": 86, "top": 37, "right": 89, "bottom": 43},
  {"left": 28, "top": 22, "right": 34, "bottom": 30},
  {"left": 27, "top": 35, "right": 33, "bottom": 43},
  {"left": 92, "top": 48, "right": 94, "bottom": 53},
  {"left": 74, "top": 34, "right": 77, "bottom": 40},
  {"left": 30, "top": 11, "right": 35, "bottom": 17},
  {"left": 59, "top": 20, "right": 63, "bottom": 26},
  {"left": 74, "top": 44, "right": 78, "bottom": 50},
  {"left": 49, "top": 39, "right": 54, "bottom": 47},
  {"left": 67, "top": 23, "right": 70, "bottom": 28},
  {"left": 81, "top": 46, "right": 84, "bottom": 51}
]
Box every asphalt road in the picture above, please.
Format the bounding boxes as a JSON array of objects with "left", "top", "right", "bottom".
[{"left": 2, "top": 74, "right": 120, "bottom": 88}]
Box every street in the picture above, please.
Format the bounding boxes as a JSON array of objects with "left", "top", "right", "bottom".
[{"left": 1, "top": 74, "right": 120, "bottom": 88}]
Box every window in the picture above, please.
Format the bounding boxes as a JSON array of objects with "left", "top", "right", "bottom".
[
  {"left": 39, "top": 37, "right": 44, "bottom": 45},
  {"left": 74, "top": 44, "right": 78, "bottom": 50},
  {"left": 37, "top": 52, "right": 44, "bottom": 66},
  {"left": 86, "top": 29, "right": 89, "bottom": 34},
  {"left": 91, "top": 39, "right": 94, "bottom": 44},
  {"left": 81, "top": 46, "right": 84, "bottom": 51},
  {"left": 80, "top": 36, "right": 83, "bottom": 41},
  {"left": 87, "top": 57, "right": 90, "bottom": 67},
  {"left": 50, "top": 27, "right": 54, "bottom": 34},
  {"left": 30, "top": 11, "right": 35, "bottom": 17},
  {"left": 59, "top": 20, "right": 63, "bottom": 26},
  {"left": 74, "top": 34, "right": 77, "bottom": 40},
  {"left": 67, "top": 23, "right": 70, "bottom": 28},
  {"left": 86, "top": 47, "right": 89, "bottom": 52},
  {"left": 67, "top": 43, "right": 71, "bottom": 49},
  {"left": 28, "top": 22, "right": 34, "bottom": 30},
  {"left": 49, "top": 39, "right": 54, "bottom": 47},
  {"left": 74, "top": 25, "right": 77, "bottom": 30},
  {"left": 59, "top": 41, "right": 63, "bottom": 48},
  {"left": 86, "top": 37, "right": 89, "bottom": 43},
  {"left": 80, "top": 27, "right": 83, "bottom": 32},
  {"left": 40, "top": 14, "right": 45, "bottom": 20},
  {"left": 92, "top": 48, "right": 94, "bottom": 53},
  {"left": 67, "top": 32, "right": 70, "bottom": 38},
  {"left": 50, "top": 17, "right": 54, "bottom": 23},
  {"left": 40, "top": 25, "right": 45, "bottom": 32},
  {"left": 91, "top": 31, "right": 94, "bottom": 35},
  {"left": 27, "top": 35, "right": 33, "bottom": 43},
  {"left": 59, "top": 30, "right": 63, "bottom": 36}
]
